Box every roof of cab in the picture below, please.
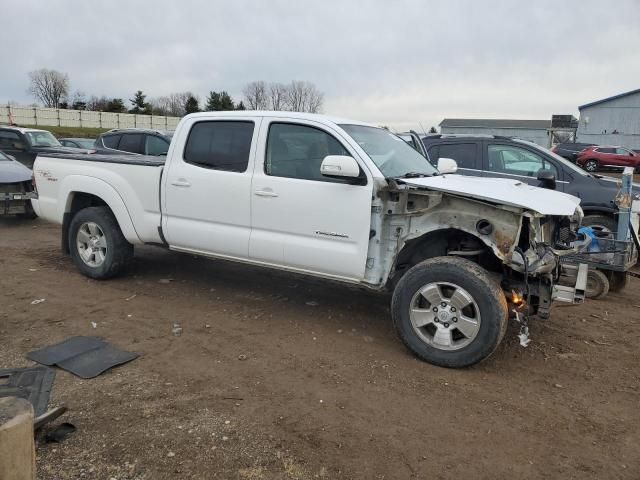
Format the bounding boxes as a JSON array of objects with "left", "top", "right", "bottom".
[{"left": 183, "top": 111, "right": 374, "bottom": 128}]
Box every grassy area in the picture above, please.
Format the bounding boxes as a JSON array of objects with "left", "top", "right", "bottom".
[{"left": 20, "top": 124, "right": 109, "bottom": 139}]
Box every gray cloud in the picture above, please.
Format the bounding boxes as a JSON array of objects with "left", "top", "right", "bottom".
[{"left": 2, "top": 0, "right": 639, "bottom": 131}]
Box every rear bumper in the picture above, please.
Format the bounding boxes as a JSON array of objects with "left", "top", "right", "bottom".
[{"left": 1, "top": 191, "right": 38, "bottom": 215}]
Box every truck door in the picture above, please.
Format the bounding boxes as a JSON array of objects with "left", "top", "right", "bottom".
[
  {"left": 162, "top": 117, "right": 261, "bottom": 259},
  {"left": 249, "top": 119, "right": 373, "bottom": 281}
]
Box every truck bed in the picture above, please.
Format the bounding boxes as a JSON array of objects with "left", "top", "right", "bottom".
[{"left": 33, "top": 153, "right": 165, "bottom": 245}]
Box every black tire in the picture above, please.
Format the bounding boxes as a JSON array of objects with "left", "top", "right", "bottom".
[
  {"left": 391, "top": 257, "right": 508, "bottom": 368},
  {"left": 583, "top": 159, "right": 598, "bottom": 172},
  {"left": 582, "top": 214, "right": 616, "bottom": 233},
  {"left": 585, "top": 269, "right": 610, "bottom": 299},
  {"left": 68, "top": 206, "right": 133, "bottom": 279},
  {"left": 607, "top": 271, "right": 629, "bottom": 292}
]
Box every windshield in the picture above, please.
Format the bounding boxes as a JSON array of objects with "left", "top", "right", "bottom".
[
  {"left": 340, "top": 124, "right": 437, "bottom": 178},
  {"left": 26, "top": 131, "right": 61, "bottom": 147},
  {"left": 517, "top": 140, "right": 591, "bottom": 177}
]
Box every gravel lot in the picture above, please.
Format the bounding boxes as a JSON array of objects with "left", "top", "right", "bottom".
[{"left": 1, "top": 217, "right": 639, "bottom": 479}]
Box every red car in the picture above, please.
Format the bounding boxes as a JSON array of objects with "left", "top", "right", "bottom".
[{"left": 576, "top": 146, "right": 640, "bottom": 172}]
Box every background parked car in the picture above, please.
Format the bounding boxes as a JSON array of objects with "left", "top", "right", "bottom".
[
  {"left": 59, "top": 137, "right": 97, "bottom": 149},
  {"left": 576, "top": 146, "right": 640, "bottom": 173},
  {"left": 0, "top": 126, "right": 91, "bottom": 168},
  {"left": 417, "top": 133, "right": 640, "bottom": 232},
  {"left": 94, "top": 128, "right": 172, "bottom": 156},
  {"left": 551, "top": 142, "right": 595, "bottom": 163},
  {"left": 0, "top": 149, "right": 37, "bottom": 218}
]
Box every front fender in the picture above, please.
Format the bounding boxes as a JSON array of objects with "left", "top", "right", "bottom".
[{"left": 59, "top": 175, "right": 142, "bottom": 244}]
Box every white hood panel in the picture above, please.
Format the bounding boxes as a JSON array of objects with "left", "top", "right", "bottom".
[{"left": 404, "top": 175, "right": 581, "bottom": 216}]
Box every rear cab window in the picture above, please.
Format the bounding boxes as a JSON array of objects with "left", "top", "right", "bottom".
[{"left": 183, "top": 121, "right": 254, "bottom": 172}]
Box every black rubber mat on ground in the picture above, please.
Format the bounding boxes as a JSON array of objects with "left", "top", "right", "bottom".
[
  {"left": 27, "top": 336, "right": 138, "bottom": 379},
  {"left": 0, "top": 366, "right": 55, "bottom": 416}
]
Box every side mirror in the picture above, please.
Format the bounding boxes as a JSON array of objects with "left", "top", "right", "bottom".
[
  {"left": 437, "top": 157, "right": 458, "bottom": 174},
  {"left": 537, "top": 169, "right": 556, "bottom": 189},
  {"left": 320, "top": 155, "right": 361, "bottom": 179}
]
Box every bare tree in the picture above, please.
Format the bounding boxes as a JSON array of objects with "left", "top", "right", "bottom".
[
  {"left": 150, "top": 92, "right": 194, "bottom": 117},
  {"left": 285, "top": 81, "right": 323, "bottom": 113},
  {"left": 27, "top": 69, "right": 70, "bottom": 108},
  {"left": 86, "top": 95, "right": 111, "bottom": 111},
  {"left": 242, "top": 81, "right": 268, "bottom": 110},
  {"left": 268, "top": 83, "right": 289, "bottom": 110}
]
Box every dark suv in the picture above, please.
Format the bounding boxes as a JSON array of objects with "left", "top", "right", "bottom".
[
  {"left": 94, "top": 128, "right": 172, "bottom": 156},
  {"left": 416, "top": 134, "right": 639, "bottom": 233}
]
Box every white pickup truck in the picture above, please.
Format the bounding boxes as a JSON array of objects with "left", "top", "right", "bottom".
[{"left": 32, "top": 111, "right": 588, "bottom": 368}]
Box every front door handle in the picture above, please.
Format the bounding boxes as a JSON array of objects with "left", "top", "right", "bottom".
[
  {"left": 171, "top": 179, "right": 191, "bottom": 188},
  {"left": 254, "top": 189, "right": 278, "bottom": 197}
]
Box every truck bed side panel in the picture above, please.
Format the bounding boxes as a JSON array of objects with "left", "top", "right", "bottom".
[{"left": 33, "top": 156, "right": 163, "bottom": 244}]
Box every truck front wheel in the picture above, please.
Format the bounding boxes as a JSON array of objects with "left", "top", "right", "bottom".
[
  {"left": 391, "top": 257, "right": 508, "bottom": 368},
  {"left": 68, "top": 206, "right": 133, "bottom": 279}
]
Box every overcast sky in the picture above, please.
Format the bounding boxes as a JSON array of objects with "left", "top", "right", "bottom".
[{"left": 3, "top": 0, "right": 640, "bottom": 131}]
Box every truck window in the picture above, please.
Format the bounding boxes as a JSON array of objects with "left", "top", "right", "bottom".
[
  {"left": 119, "top": 134, "right": 144, "bottom": 154},
  {"left": 265, "top": 123, "right": 352, "bottom": 183},
  {"left": 183, "top": 121, "right": 254, "bottom": 172}
]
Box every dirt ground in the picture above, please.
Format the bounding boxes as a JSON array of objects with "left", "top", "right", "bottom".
[{"left": 1, "top": 218, "right": 639, "bottom": 480}]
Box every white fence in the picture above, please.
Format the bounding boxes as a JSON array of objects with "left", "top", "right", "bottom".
[{"left": 0, "top": 105, "right": 181, "bottom": 131}]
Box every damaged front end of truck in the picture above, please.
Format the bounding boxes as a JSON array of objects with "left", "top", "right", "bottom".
[{"left": 365, "top": 177, "right": 589, "bottom": 319}]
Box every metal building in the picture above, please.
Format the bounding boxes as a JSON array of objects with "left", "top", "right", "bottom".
[
  {"left": 577, "top": 88, "right": 640, "bottom": 149},
  {"left": 439, "top": 118, "right": 551, "bottom": 146}
]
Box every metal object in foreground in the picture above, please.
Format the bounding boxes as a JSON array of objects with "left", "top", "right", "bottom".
[{"left": 553, "top": 263, "right": 588, "bottom": 303}]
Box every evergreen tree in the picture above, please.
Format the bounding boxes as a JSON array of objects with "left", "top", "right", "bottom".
[
  {"left": 219, "top": 91, "right": 235, "bottom": 110},
  {"left": 429, "top": 126, "right": 437, "bottom": 133},
  {"left": 205, "top": 91, "right": 221, "bottom": 111},
  {"left": 206, "top": 91, "right": 236, "bottom": 111},
  {"left": 184, "top": 95, "right": 200, "bottom": 114},
  {"left": 129, "top": 90, "right": 151, "bottom": 114},
  {"left": 235, "top": 101, "right": 246, "bottom": 111},
  {"left": 106, "top": 98, "right": 126, "bottom": 113}
]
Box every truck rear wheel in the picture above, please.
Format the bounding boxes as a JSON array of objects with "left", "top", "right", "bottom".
[
  {"left": 391, "top": 257, "right": 508, "bottom": 368},
  {"left": 68, "top": 206, "right": 133, "bottom": 279}
]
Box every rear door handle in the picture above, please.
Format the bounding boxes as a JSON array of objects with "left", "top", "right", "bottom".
[
  {"left": 171, "top": 179, "right": 191, "bottom": 188},
  {"left": 254, "top": 189, "right": 278, "bottom": 197}
]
